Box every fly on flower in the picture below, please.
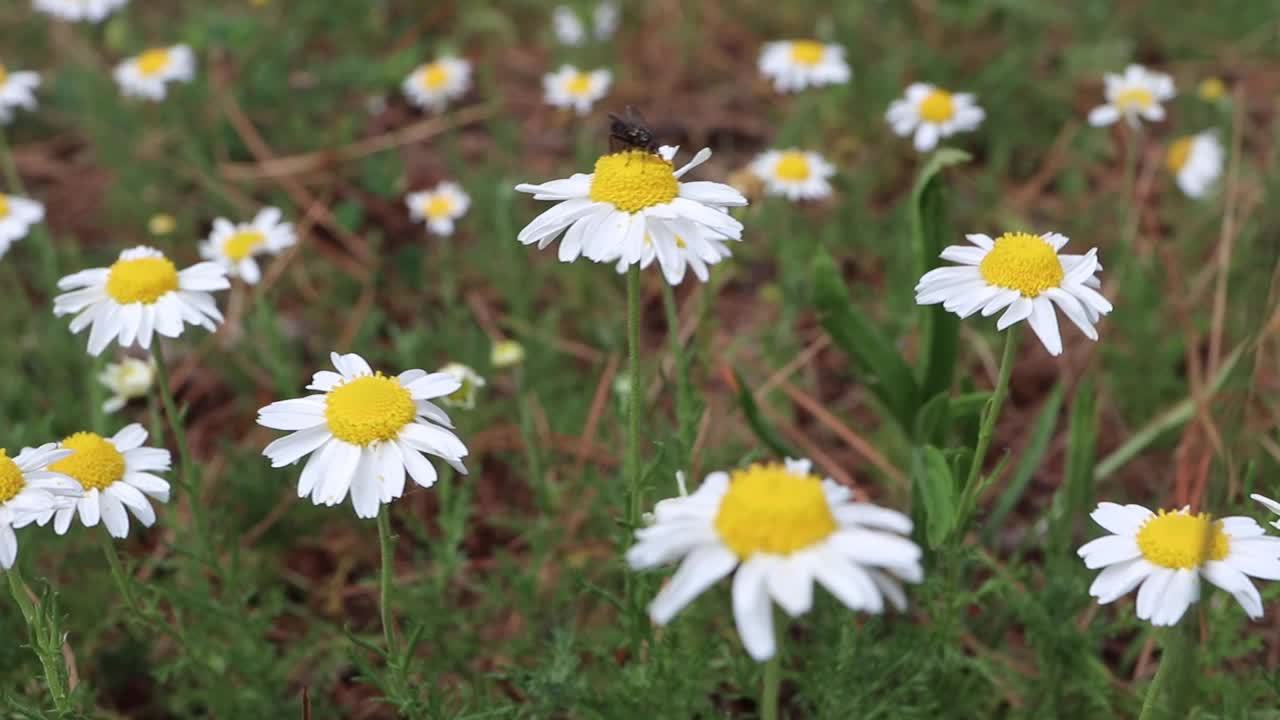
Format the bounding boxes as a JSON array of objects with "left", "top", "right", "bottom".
[{"left": 608, "top": 106, "right": 659, "bottom": 154}]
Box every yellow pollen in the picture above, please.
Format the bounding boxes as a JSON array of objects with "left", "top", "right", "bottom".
[
  {"left": 106, "top": 255, "right": 180, "bottom": 305},
  {"left": 424, "top": 195, "right": 453, "bottom": 219},
  {"left": 1113, "top": 87, "right": 1154, "bottom": 112},
  {"left": 774, "top": 152, "right": 811, "bottom": 181},
  {"left": 420, "top": 64, "right": 449, "bottom": 90},
  {"left": 0, "top": 449, "right": 24, "bottom": 504},
  {"left": 1165, "top": 137, "right": 1193, "bottom": 174},
  {"left": 978, "top": 232, "right": 1064, "bottom": 298},
  {"left": 713, "top": 463, "right": 837, "bottom": 557},
  {"left": 918, "top": 89, "right": 955, "bottom": 123},
  {"left": 49, "top": 432, "right": 126, "bottom": 492},
  {"left": 789, "top": 41, "right": 826, "bottom": 66},
  {"left": 324, "top": 374, "right": 416, "bottom": 446},
  {"left": 0, "top": 194, "right": 8, "bottom": 219},
  {"left": 588, "top": 151, "right": 679, "bottom": 214},
  {"left": 566, "top": 73, "right": 593, "bottom": 96},
  {"left": 223, "top": 230, "right": 266, "bottom": 261},
  {"left": 1136, "top": 510, "right": 1229, "bottom": 570},
  {"left": 136, "top": 49, "right": 171, "bottom": 77}
]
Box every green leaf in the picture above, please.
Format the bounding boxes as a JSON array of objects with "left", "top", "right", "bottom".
[
  {"left": 911, "top": 445, "right": 957, "bottom": 548},
  {"left": 731, "top": 367, "right": 798, "bottom": 458},
  {"left": 985, "top": 381, "right": 1065, "bottom": 542},
  {"left": 913, "top": 391, "right": 950, "bottom": 445},
  {"left": 1049, "top": 376, "right": 1098, "bottom": 553},
  {"left": 813, "top": 250, "right": 920, "bottom": 431}
]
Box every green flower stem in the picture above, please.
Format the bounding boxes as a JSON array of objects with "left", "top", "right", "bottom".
[
  {"left": 626, "top": 265, "right": 643, "bottom": 528},
  {"left": 661, "top": 282, "right": 693, "bottom": 479},
  {"left": 514, "top": 368, "right": 550, "bottom": 510},
  {"left": 1119, "top": 126, "right": 1142, "bottom": 253},
  {"left": 1138, "top": 624, "right": 1194, "bottom": 720},
  {"left": 761, "top": 619, "right": 784, "bottom": 720},
  {"left": 98, "top": 527, "right": 139, "bottom": 614},
  {"left": 6, "top": 566, "right": 71, "bottom": 713},
  {"left": 957, "top": 326, "right": 1019, "bottom": 527},
  {"left": 377, "top": 505, "right": 401, "bottom": 660},
  {"left": 151, "top": 342, "right": 211, "bottom": 564}
]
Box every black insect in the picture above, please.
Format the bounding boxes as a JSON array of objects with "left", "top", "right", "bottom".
[{"left": 608, "top": 106, "right": 660, "bottom": 154}]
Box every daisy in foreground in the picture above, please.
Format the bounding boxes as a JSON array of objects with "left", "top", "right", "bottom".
[
  {"left": 886, "top": 83, "right": 985, "bottom": 153},
  {"left": 749, "top": 149, "right": 835, "bottom": 201},
  {"left": 199, "top": 207, "right": 295, "bottom": 284},
  {"left": 1166, "top": 131, "right": 1224, "bottom": 198},
  {"left": 99, "top": 356, "right": 156, "bottom": 413},
  {"left": 33, "top": 0, "right": 129, "bottom": 22},
  {"left": 543, "top": 65, "right": 612, "bottom": 116},
  {"left": 0, "top": 193, "right": 45, "bottom": 260},
  {"left": 114, "top": 45, "right": 195, "bottom": 101},
  {"left": 515, "top": 145, "right": 747, "bottom": 284},
  {"left": 0, "top": 444, "right": 80, "bottom": 569},
  {"left": 53, "top": 245, "right": 229, "bottom": 356},
  {"left": 758, "top": 40, "right": 850, "bottom": 93},
  {"left": 915, "top": 231, "right": 1112, "bottom": 356},
  {"left": 257, "top": 352, "right": 469, "bottom": 518},
  {"left": 406, "top": 181, "right": 470, "bottom": 237},
  {"left": 627, "top": 458, "right": 922, "bottom": 661},
  {"left": 1088, "top": 64, "right": 1175, "bottom": 128},
  {"left": 402, "top": 56, "right": 471, "bottom": 112},
  {"left": 1078, "top": 502, "right": 1280, "bottom": 625},
  {"left": 43, "top": 424, "right": 171, "bottom": 539},
  {"left": 0, "top": 63, "right": 40, "bottom": 124}
]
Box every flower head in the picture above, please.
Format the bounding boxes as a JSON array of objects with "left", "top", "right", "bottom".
[
  {"left": 749, "top": 149, "right": 835, "bottom": 201},
  {"left": 544, "top": 65, "right": 612, "bottom": 116},
  {"left": 1165, "top": 131, "right": 1223, "bottom": 198},
  {"left": 437, "top": 362, "right": 485, "bottom": 409},
  {"left": 98, "top": 355, "right": 156, "bottom": 413},
  {"left": 551, "top": 5, "right": 585, "bottom": 46},
  {"left": 257, "top": 352, "right": 469, "bottom": 518},
  {"left": 490, "top": 339, "right": 525, "bottom": 369},
  {"left": 45, "top": 425, "right": 170, "bottom": 539},
  {"left": 915, "top": 231, "right": 1112, "bottom": 356},
  {"left": 886, "top": 83, "right": 985, "bottom": 152},
  {"left": 758, "top": 40, "right": 850, "bottom": 93},
  {"left": 0, "top": 193, "right": 44, "bottom": 261},
  {"left": 402, "top": 57, "right": 471, "bottom": 112},
  {"left": 627, "top": 458, "right": 922, "bottom": 661},
  {"left": 114, "top": 45, "right": 196, "bottom": 101},
  {"left": 199, "top": 207, "right": 295, "bottom": 284},
  {"left": 1197, "top": 77, "right": 1226, "bottom": 102},
  {"left": 1088, "top": 64, "right": 1175, "bottom": 128},
  {"left": 0, "top": 444, "right": 81, "bottom": 568},
  {"left": 0, "top": 64, "right": 40, "bottom": 124},
  {"left": 1079, "top": 502, "right": 1280, "bottom": 625},
  {"left": 406, "top": 182, "right": 470, "bottom": 237},
  {"left": 33, "top": 0, "right": 128, "bottom": 22}
]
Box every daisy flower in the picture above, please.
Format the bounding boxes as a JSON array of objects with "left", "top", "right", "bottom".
[
  {"left": 402, "top": 56, "right": 471, "bottom": 112},
  {"left": 758, "top": 40, "right": 850, "bottom": 93},
  {"left": 437, "top": 362, "right": 486, "bottom": 410},
  {"left": 0, "top": 444, "right": 81, "bottom": 569},
  {"left": 627, "top": 458, "right": 923, "bottom": 661},
  {"left": 544, "top": 65, "right": 612, "bottom": 116},
  {"left": 53, "top": 245, "right": 229, "bottom": 356},
  {"left": 257, "top": 352, "right": 469, "bottom": 519},
  {"left": 1078, "top": 502, "right": 1280, "bottom": 625},
  {"left": 0, "top": 64, "right": 40, "bottom": 124},
  {"left": 490, "top": 339, "right": 525, "bottom": 369},
  {"left": 406, "top": 181, "right": 470, "bottom": 237},
  {"left": 514, "top": 145, "right": 747, "bottom": 282},
  {"left": 885, "top": 83, "right": 985, "bottom": 153},
  {"left": 914, "top": 231, "right": 1113, "bottom": 356},
  {"left": 593, "top": 1, "right": 619, "bottom": 41},
  {"left": 551, "top": 5, "right": 586, "bottom": 46},
  {"left": 1252, "top": 494, "right": 1280, "bottom": 530},
  {"left": 1087, "top": 64, "right": 1175, "bottom": 128},
  {"left": 114, "top": 45, "right": 195, "bottom": 102},
  {"left": 613, "top": 228, "right": 733, "bottom": 285},
  {"left": 98, "top": 355, "right": 156, "bottom": 413},
  {"left": 749, "top": 149, "right": 835, "bottom": 201},
  {"left": 45, "top": 425, "right": 171, "bottom": 539},
  {"left": 33, "top": 0, "right": 128, "bottom": 22},
  {"left": 1165, "top": 131, "right": 1224, "bottom": 198},
  {"left": 0, "top": 193, "right": 45, "bottom": 260},
  {"left": 199, "top": 207, "right": 296, "bottom": 284}
]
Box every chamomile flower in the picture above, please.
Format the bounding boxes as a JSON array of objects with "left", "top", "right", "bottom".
[
  {"left": 749, "top": 149, "right": 835, "bottom": 201},
  {"left": 490, "top": 339, "right": 525, "bottom": 369},
  {"left": 406, "top": 182, "right": 470, "bottom": 237},
  {"left": 627, "top": 458, "right": 923, "bottom": 661},
  {"left": 114, "top": 45, "right": 196, "bottom": 101},
  {"left": 33, "top": 0, "right": 128, "bottom": 22},
  {"left": 592, "top": 1, "right": 619, "bottom": 41},
  {"left": 0, "top": 444, "right": 80, "bottom": 569},
  {"left": 1165, "top": 131, "right": 1224, "bottom": 198},
  {"left": 1087, "top": 64, "right": 1175, "bottom": 128},
  {"left": 551, "top": 6, "right": 586, "bottom": 46},
  {"left": 758, "top": 40, "right": 850, "bottom": 93},
  {"left": 514, "top": 145, "right": 747, "bottom": 283},
  {"left": 402, "top": 56, "right": 471, "bottom": 112},
  {"left": 257, "top": 352, "right": 469, "bottom": 519},
  {"left": 1252, "top": 494, "right": 1280, "bottom": 530},
  {"left": 0, "top": 64, "right": 40, "bottom": 124},
  {"left": 613, "top": 229, "right": 734, "bottom": 285},
  {"left": 199, "top": 207, "right": 295, "bottom": 284},
  {"left": 53, "top": 245, "right": 229, "bottom": 356},
  {"left": 914, "top": 231, "right": 1112, "bottom": 356},
  {"left": 0, "top": 193, "right": 45, "bottom": 260},
  {"left": 544, "top": 65, "right": 612, "bottom": 115},
  {"left": 45, "top": 425, "right": 171, "bottom": 539},
  {"left": 886, "top": 83, "right": 985, "bottom": 153},
  {"left": 437, "top": 362, "right": 486, "bottom": 410},
  {"left": 1078, "top": 503, "right": 1280, "bottom": 625},
  {"left": 98, "top": 356, "right": 156, "bottom": 413}
]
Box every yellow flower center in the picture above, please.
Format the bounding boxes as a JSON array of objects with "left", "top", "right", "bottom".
[
  {"left": 424, "top": 195, "right": 453, "bottom": 219},
  {"left": 589, "top": 151, "right": 679, "bottom": 214},
  {"left": 1114, "top": 87, "right": 1154, "bottom": 112},
  {"left": 566, "top": 73, "right": 593, "bottom": 96},
  {"left": 420, "top": 64, "right": 449, "bottom": 90},
  {"left": 324, "top": 374, "right": 416, "bottom": 446},
  {"left": 1136, "top": 510, "right": 1229, "bottom": 570},
  {"left": 978, "top": 232, "right": 1064, "bottom": 298},
  {"left": 918, "top": 89, "right": 955, "bottom": 123},
  {"left": 788, "top": 41, "right": 826, "bottom": 66},
  {"left": 136, "top": 49, "right": 172, "bottom": 77},
  {"left": 713, "top": 463, "right": 837, "bottom": 558},
  {"left": 0, "top": 66, "right": 8, "bottom": 85},
  {"left": 774, "top": 152, "right": 811, "bottom": 181},
  {"left": 1165, "top": 137, "right": 1193, "bottom": 174},
  {"left": 0, "top": 450, "right": 24, "bottom": 504},
  {"left": 1198, "top": 77, "right": 1225, "bottom": 101},
  {"left": 106, "top": 255, "right": 180, "bottom": 305},
  {"left": 49, "top": 432, "right": 126, "bottom": 492},
  {"left": 0, "top": 194, "right": 9, "bottom": 219},
  {"left": 223, "top": 230, "right": 266, "bottom": 261}
]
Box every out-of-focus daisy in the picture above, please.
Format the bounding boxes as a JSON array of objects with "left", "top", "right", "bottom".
[
  {"left": 490, "top": 339, "right": 525, "bottom": 369},
  {"left": 257, "top": 352, "right": 469, "bottom": 519},
  {"left": 1165, "top": 131, "right": 1223, "bottom": 198},
  {"left": 758, "top": 40, "right": 850, "bottom": 93},
  {"left": 53, "top": 245, "right": 229, "bottom": 356},
  {"left": 1253, "top": 494, "right": 1280, "bottom": 531},
  {"left": 915, "top": 231, "right": 1112, "bottom": 356},
  {"left": 45, "top": 425, "right": 170, "bottom": 539},
  {"left": 199, "top": 207, "right": 295, "bottom": 284},
  {"left": 886, "top": 83, "right": 985, "bottom": 153},
  {"left": 592, "top": 1, "right": 619, "bottom": 41},
  {"left": 0, "top": 193, "right": 44, "bottom": 261},
  {"left": 114, "top": 45, "right": 195, "bottom": 101},
  {"left": 515, "top": 145, "right": 747, "bottom": 282},
  {"left": 1078, "top": 502, "right": 1280, "bottom": 626},
  {"left": 402, "top": 56, "right": 471, "bottom": 112},
  {"left": 749, "top": 149, "right": 835, "bottom": 201},
  {"left": 0, "top": 444, "right": 80, "bottom": 569},
  {"left": 98, "top": 355, "right": 156, "bottom": 413},
  {"left": 551, "top": 5, "right": 585, "bottom": 46},
  {"left": 148, "top": 213, "right": 177, "bottom": 236},
  {"left": 544, "top": 65, "right": 612, "bottom": 116},
  {"left": 1087, "top": 64, "right": 1175, "bottom": 128},
  {"left": 0, "top": 64, "right": 40, "bottom": 124},
  {"left": 437, "top": 362, "right": 485, "bottom": 409},
  {"left": 33, "top": 0, "right": 128, "bottom": 22},
  {"left": 627, "top": 458, "right": 922, "bottom": 661},
  {"left": 1198, "top": 77, "right": 1226, "bottom": 102},
  {"left": 406, "top": 182, "right": 470, "bottom": 237}
]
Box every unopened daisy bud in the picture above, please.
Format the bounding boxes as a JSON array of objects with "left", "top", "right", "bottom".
[
  {"left": 438, "top": 362, "right": 486, "bottom": 409},
  {"left": 114, "top": 45, "right": 196, "bottom": 102},
  {"left": 148, "top": 213, "right": 176, "bottom": 236},
  {"left": 490, "top": 339, "right": 525, "bottom": 369},
  {"left": 0, "top": 193, "right": 45, "bottom": 261},
  {"left": 0, "top": 64, "right": 40, "bottom": 125},
  {"left": 1198, "top": 77, "right": 1226, "bottom": 102},
  {"left": 99, "top": 356, "right": 157, "bottom": 413},
  {"left": 48, "top": 425, "right": 171, "bottom": 539},
  {"left": 0, "top": 444, "right": 82, "bottom": 568}
]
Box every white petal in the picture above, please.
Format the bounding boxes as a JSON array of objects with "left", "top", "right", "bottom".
[{"left": 648, "top": 543, "right": 738, "bottom": 625}]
